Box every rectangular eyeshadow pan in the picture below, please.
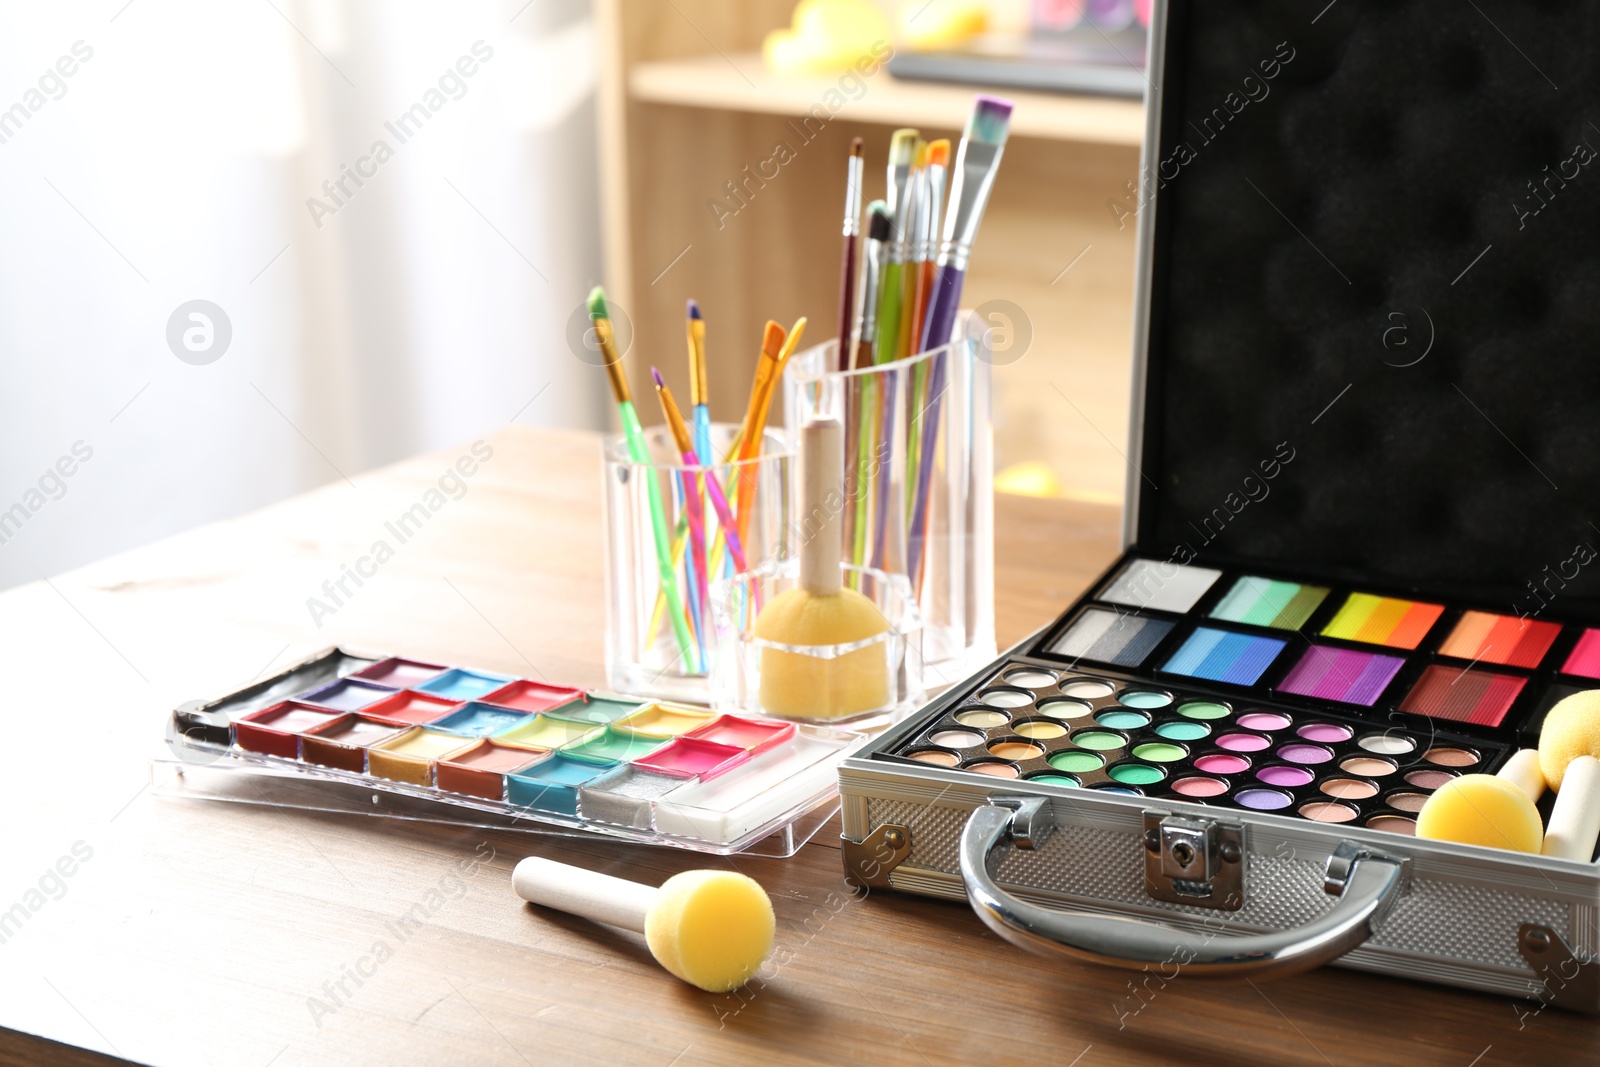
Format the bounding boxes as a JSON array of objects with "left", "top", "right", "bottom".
[
  {"left": 360, "top": 690, "right": 460, "bottom": 725},
  {"left": 1050, "top": 608, "right": 1173, "bottom": 667},
  {"left": 547, "top": 697, "right": 645, "bottom": 726},
  {"left": 1277, "top": 645, "right": 1405, "bottom": 706},
  {"left": 351, "top": 657, "right": 446, "bottom": 689},
  {"left": 298, "top": 678, "right": 397, "bottom": 712},
  {"left": 1209, "top": 576, "right": 1329, "bottom": 631},
  {"left": 1400, "top": 664, "right": 1527, "bottom": 727},
  {"left": 1162, "top": 627, "right": 1285, "bottom": 685},
  {"left": 1320, "top": 593, "right": 1443, "bottom": 650},
  {"left": 301, "top": 714, "right": 411, "bottom": 772},
  {"left": 1097, "top": 559, "right": 1222, "bottom": 613},
  {"left": 417, "top": 668, "right": 515, "bottom": 702},
  {"left": 1563, "top": 628, "right": 1600, "bottom": 679},
  {"left": 435, "top": 740, "right": 548, "bottom": 800},
  {"left": 1437, "top": 611, "right": 1560, "bottom": 669},
  {"left": 481, "top": 679, "right": 586, "bottom": 714}
]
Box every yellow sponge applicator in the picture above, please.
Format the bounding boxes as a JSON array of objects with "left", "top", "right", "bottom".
[
  {"left": 1415, "top": 774, "right": 1544, "bottom": 854},
  {"left": 754, "top": 417, "right": 890, "bottom": 719},
  {"left": 513, "top": 858, "right": 774, "bottom": 993},
  {"left": 1538, "top": 690, "right": 1600, "bottom": 860}
]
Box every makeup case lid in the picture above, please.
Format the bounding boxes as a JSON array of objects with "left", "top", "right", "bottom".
[{"left": 1127, "top": 1, "right": 1600, "bottom": 618}]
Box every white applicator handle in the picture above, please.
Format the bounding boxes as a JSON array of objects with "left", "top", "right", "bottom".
[
  {"left": 799, "top": 417, "right": 844, "bottom": 597},
  {"left": 512, "top": 857, "right": 656, "bottom": 932},
  {"left": 1498, "top": 749, "right": 1547, "bottom": 804},
  {"left": 1543, "top": 755, "right": 1600, "bottom": 862}
]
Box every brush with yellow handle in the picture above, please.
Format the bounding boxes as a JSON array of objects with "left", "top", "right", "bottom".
[{"left": 754, "top": 416, "right": 890, "bottom": 719}]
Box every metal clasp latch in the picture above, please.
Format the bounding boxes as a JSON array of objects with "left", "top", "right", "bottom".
[{"left": 1142, "top": 809, "right": 1246, "bottom": 910}]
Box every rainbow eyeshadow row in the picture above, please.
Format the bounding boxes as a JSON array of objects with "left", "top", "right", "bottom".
[
  {"left": 877, "top": 663, "right": 1508, "bottom": 834},
  {"left": 168, "top": 649, "right": 859, "bottom": 849},
  {"left": 1033, "top": 556, "right": 1600, "bottom": 743}
]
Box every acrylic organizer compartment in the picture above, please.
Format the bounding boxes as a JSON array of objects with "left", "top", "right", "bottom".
[
  {"left": 603, "top": 424, "right": 793, "bottom": 703},
  {"left": 156, "top": 647, "right": 863, "bottom": 856},
  {"left": 1044, "top": 556, "right": 1600, "bottom": 747},
  {"left": 708, "top": 560, "right": 924, "bottom": 728},
  {"left": 874, "top": 658, "right": 1511, "bottom": 837},
  {"left": 783, "top": 316, "right": 994, "bottom": 689}
]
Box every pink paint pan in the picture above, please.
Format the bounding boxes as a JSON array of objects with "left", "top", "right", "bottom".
[
  {"left": 634, "top": 738, "right": 750, "bottom": 780},
  {"left": 235, "top": 701, "right": 343, "bottom": 759},
  {"left": 684, "top": 715, "right": 796, "bottom": 755}
]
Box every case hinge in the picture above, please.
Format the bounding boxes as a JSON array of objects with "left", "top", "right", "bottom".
[
  {"left": 1142, "top": 809, "right": 1246, "bottom": 911},
  {"left": 841, "top": 823, "right": 912, "bottom": 889},
  {"left": 1519, "top": 924, "right": 1600, "bottom": 1013}
]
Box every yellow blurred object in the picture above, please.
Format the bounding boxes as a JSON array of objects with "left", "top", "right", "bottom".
[
  {"left": 996, "top": 461, "right": 1063, "bottom": 498},
  {"left": 764, "top": 0, "right": 894, "bottom": 75},
  {"left": 1415, "top": 774, "right": 1544, "bottom": 854},
  {"left": 899, "top": 0, "right": 988, "bottom": 51}
]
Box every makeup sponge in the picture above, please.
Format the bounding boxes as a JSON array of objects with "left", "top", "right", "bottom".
[
  {"left": 754, "top": 418, "right": 891, "bottom": 719},
  {"left": 513, "top": 858, "right": 774, "bottom": 993},
  {"left": 1538, "top": 691, "right": 1600, "bottom": 860},
  {"left": 1415, "top": 774, "right": 1544, "bottom": 853},
  {"left": 1538, "top": 689, "right": 1600, "bottom": 791}
]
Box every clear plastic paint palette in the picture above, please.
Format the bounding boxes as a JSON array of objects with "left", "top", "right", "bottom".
[{"left": 158, "top": 647, "right": 864, "bottom": 855}]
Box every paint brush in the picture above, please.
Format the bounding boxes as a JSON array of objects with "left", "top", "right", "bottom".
[
  {"left": 853, "top": 201, "right": 891, "bottom": 369},
  {"left": 904, "top": 138, "right": 948, "bottom": 526},
  {"left": 590, "top": 286, "right": 695, "bottom": 669},
  {"left": 731, "top": 321, "right": 789, "bottom": 545},
  {"left": 652, "top": 368, "right": 710, "bottom": 665},
  {"left": 873, "top": 129, "right": 918, "bottom": 374},
  {"left": 908, "top": 96, "right": 1013, "bottom": 589},
  {"left": 836, "top": 138, "right": 864, "bottom": 373},
  {"left": 653, "top": 369, "right": 749, "bottom": 577},
  {"left": 848, "top": 202, "right": 891, "bottom": 576},
  {"left": 686, "top": 300, "right": 713, "bottom": 481},
  {"left": 896, "top": 139, "right": 927, "bottom": 364}
]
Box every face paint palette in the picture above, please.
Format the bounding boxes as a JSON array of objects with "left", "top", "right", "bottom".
[{"left": 159, "top": 646, "right": 864, "bottom": 855}]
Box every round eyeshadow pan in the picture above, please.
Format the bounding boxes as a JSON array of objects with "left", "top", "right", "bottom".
[
  {"left": 1405, "top": 768, "right": 1457, "bottom": 790},
  {"left": 1424, "top": 746, "right": 1479, "bottom": 767},
  {"left": 1061, "top": 679, "right": 1114, "bottom": 699},
  {"left": 1173, "top": 775, "right": 1229, "bottom": 797},
  {"left": 1300, "top": 801, "right": 1358, "bottom": 823},
  {"left": 1014, "top": 720, "right": 1067, "bottom": 740},
  {"left": 1320, "top": 777, "right": 1377, "bottom": 799},
  {"left": 1386, "top": 792, "right": 1429, "bottom": 812},
  {"left": 1119, "top": 690, "right": 1173, "bottom": 709},
  {"left": 1177, "top": 701, "right": 1230, "bottom": 720},
  {"left": 1340, "top": 756, "right": 1397, "bottom": 777},
  {"left": 1038, "top": 698, "right": 1093, "bottom": 720},
  {"left": 1154, "top": 720, "right": 1210, "bottom": 741},
  {"left": 1026, "top": 773, "right": 1080, "bottom": 787},
  {"left": 1048, "top": 750, "right": 1106, "bottom": 773},
  {"left": 1297, "top": 722, "right": 1353, "bottom": 743},
  {"left": 989, "top": 740, "right": 1043, "bottom": 761},
  {"left": 1109, "top": 763, "right": 1166, "bottom": 785},
  {"left": 907, "top": 749, "right": 959, "bottom": 767},
  {"left": 1096, "top": 710, "right": 1150, "bottom": 730},
  {"left": 1004, "top": 669, "right": 1058, "bottom": 688},
  {"left": 1195, "top": 753, "right": 1251, "bottom": 774},
  {"left": 1277, "top": 743, "right": 1334, "bottom": 765},
  {"left": 1132, "top": 742, "right": 1187, "bottom": 763},
  {"left": 1367, "top": 814, "right": 1417, "bottom": 835},
  {"left": 1070, "top": 730, "right": 1127, "bottom": 752},
  {"left": 1236, "top": 711, "right": 1290, "bottom": 731},
  {"left": 930, "top": 728, "right": 985, "bottom": 749},
  {"left": 1256, "top": 765, "right": 1313, "bottom": 787},
  {"left": 979, "top": 688, "right": 1035, "bottom": 709},
  {"left": 955, "top": 709, "right": 1009, "bottom": 729},
  {"left": 966, "top": 761, "right": 1020, "bottom": 778},
  {"left": 1216, "top": 732, "right": 1271, "bottom": 752},
  {"left": 1359, "top": 733, "right": 1416, "bottom": 755},
  {"left": 1235, "top": 788, "right": 1292, "bottom": 810}
]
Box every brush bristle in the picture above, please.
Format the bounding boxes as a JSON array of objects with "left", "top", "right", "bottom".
[
  {"left": 912, "top": 140, "right": 928, "bottom": 169},
  {"left": 849, "top": 136, "right": 863, "bottom": 157},
  {"left": 762, "top": 320, "right": 785, "bottom": 355},
  {"left": 588, "top": 286, "right": 609, "bottom": 320},
  {"left": 687, "top": 299, "right": 702, "bottom": 320},
  {"left": 966, "top": 95, "right": 1014, "bottom": 146},
  {"left": 889, "top": 128, "right": 919, "bottom": 167},
  {"left": 651, "top": 367, "right": 665, "bottom": 388},
  {"left": 867, "top": 201, "right": 891, "bottom": 242},
  {"left": 927, "top": 139, "right": 951, "bottom": 168}
]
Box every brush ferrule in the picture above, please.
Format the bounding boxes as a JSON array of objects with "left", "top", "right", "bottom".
[
  {"left": 887, "top": 164, "right": 912, "bottom": 228},
  {"left": 924, "top": 167, "right": 946, "bottom": 260},
  {"left": 842, "top": 155, "right": 863, "bottom": 237},
  {"left": 940, "top": 140, "right": 1003, "bottom": 274},
  {"left": 858, "top": 243, "right": 883, "bottom": 343},
  {"left": 903, "top": 170, "right": 926, "bottom": 260}
]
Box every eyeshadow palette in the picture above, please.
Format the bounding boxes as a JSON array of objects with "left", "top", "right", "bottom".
[
  {"left": 158, "top": 647, "right": 863, "bottom": 855},
  {"left": 1028, "top": 556, "right": 1600, "bottom": 744},
  {"left": 876, "top": 658, "right": 1510, "bottom": 835}
]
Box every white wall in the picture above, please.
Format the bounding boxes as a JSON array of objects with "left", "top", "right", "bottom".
[{"left": 0, "top": 0, "right": 607, "bottom": 589}]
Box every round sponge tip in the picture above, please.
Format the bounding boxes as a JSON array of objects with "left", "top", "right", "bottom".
[
  {"left": 1539, "top": 689, "right": 1600, "bottom": 791},
  {"left": 1416, "top": 774, "right": 1544, "bottom": 853},
  {"left": 644, "top": 870, "right": 775, "bottom": 993}
]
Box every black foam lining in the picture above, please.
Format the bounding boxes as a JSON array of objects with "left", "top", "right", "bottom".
[{"left": 1139, "top": 1, "right": 1600, "bottom": 616}]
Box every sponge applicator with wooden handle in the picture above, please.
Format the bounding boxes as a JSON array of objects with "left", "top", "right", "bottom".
[
  {"left": 1538, "top": 690, "right": 1600, "bottom": 861},
  {"left": 513, "top": 857, "right": 775, "bottom": 992},
  {"left": 753, "top": 417, "right": 891, "bottom": 719}
]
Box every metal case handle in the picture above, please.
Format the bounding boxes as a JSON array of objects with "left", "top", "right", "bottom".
[{"left": 959, "top": 798, "right": 1409, "bottom": 978}]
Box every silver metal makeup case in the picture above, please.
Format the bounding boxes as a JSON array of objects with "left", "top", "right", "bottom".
[{"left": 838, "top": 0, "right": 1600, "bottom": 1010}]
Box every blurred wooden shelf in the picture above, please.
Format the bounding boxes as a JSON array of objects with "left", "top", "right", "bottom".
[{"left": 628, "top": 53, "right": 1146, "bottom": 145}]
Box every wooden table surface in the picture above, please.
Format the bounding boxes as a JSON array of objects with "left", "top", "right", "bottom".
[{"left": 2, "top": 426, "right": 1593, "bottom": 1067}]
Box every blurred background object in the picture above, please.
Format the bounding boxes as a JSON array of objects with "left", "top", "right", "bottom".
[{"left": 0, "top": 0, "right": 606, "bottom": 591}]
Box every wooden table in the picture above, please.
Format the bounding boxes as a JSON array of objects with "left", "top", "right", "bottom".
[{"left": 3, "top": 426, "right": 1592, "bottom": 1066}]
